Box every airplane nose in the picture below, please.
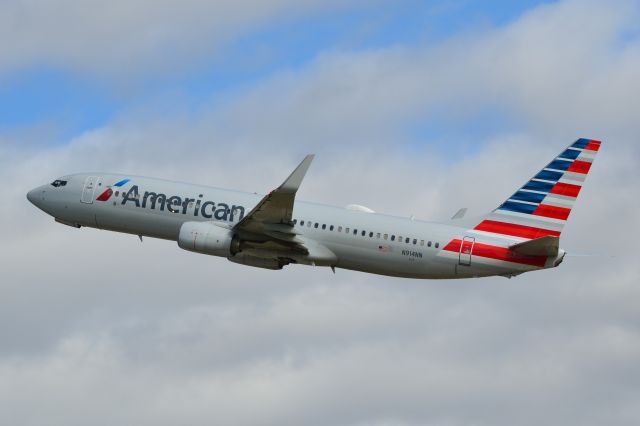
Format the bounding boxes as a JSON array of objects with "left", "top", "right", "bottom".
[
  {"left": 27, "top": 188, "right": 37, "bottom": 204},
  {"left": 27, "top": 187, "right": 45, "bottom": 207}
]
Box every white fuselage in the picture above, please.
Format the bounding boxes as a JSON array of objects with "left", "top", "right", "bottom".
[{"left": 27, "top": 173, "right": 560, "bottom": 279}]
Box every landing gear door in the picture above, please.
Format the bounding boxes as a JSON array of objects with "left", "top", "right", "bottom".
[
  {"left": 459, "top": 236, "right": 475, "bottom": 266},
  {"left": 81, "top": 176, "right": 101, "bottom": 204}
]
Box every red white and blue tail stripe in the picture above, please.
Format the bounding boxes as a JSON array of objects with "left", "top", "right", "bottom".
[{"left": 473, "top": 138, "right": 601, "bottom": 240}]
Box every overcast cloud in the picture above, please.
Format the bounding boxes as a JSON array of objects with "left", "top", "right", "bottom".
[{"left": 1, "top": 0, "right": 639, "bottom": 425}]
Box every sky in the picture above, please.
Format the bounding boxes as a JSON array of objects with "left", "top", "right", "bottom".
[{"left": 1, "top": 0, "right": 640, "bottom": 425}]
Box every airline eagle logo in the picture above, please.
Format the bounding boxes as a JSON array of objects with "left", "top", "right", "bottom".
[{"left": 96, "top": 178, "right": 131, "bottom": 202}]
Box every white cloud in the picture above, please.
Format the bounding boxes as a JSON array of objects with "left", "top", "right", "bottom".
[
  {"left": 1, "top": 0, "right": 640, "bottom": 425},
  {"left": 212, "top": 0, "right": 640, "bottom": 146},
  {"left": 0, "top": 0, "right": 369, "bottom": 79}
]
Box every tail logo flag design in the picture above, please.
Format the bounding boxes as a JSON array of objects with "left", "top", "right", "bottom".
[
  {"left": 474, "top": 138, "right": 601, "bottom": 240},
  {"left": 96, "top": 178, "right": 131, "bottom": 202}
]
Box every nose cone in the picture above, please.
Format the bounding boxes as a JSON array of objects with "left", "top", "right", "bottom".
[
  {"left": 27, "top": 186, "right": 46, "bottom": 211},
  {"left": 26, "top": 188, "right": 37, "bottom": 204}
]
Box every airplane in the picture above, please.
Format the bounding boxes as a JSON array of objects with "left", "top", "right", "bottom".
[{"left": 26, "top": 138, "right": 600, "bottom": 279}]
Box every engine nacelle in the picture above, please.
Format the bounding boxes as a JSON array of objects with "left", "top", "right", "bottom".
[{"left": 178, "top": 221, "right": 238, "bottom": 257}]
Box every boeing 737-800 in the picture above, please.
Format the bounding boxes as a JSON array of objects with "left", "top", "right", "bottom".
[{"left": 27, "top": 138, "right": 600, "bottom": 279}]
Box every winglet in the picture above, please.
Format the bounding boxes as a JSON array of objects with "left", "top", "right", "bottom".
[{"left": 279, "top": 154, "right": 314, "bottom": 193}]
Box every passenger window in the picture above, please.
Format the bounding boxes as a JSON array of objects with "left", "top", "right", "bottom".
[
  {"left": 345, "top": 228, "right": 350, "bottom": 233},
  {"left": 293, "top": 219, "right": 297, "bottom": 225},
  {"left": 361, "top": 230, "right": 366, "bottom": 236},
  {"left": 404, "top": 237, "right": 409, "bottom": 243},
  {"left": 384, "top": 234, "right": 388, "bottom": 240},
  {"left": 307, "top": 221, "right": 312, "bottom": 227},
  {"left": 322, "top": 224, "right": 326, "bottom": 230},
  {"left": 413, "top": 239, "right": 417, "bottom": 245},
  {"left": 420, "top": 240, "right": 424, "bottom": 246},
  {"left": 115, "top": 191, "right": 119, "bottom": 197},
  {"left": 330, "top": 225, "right": 334, "bottom": 231},
  {"left": 428, "top": 241, "right": 432, "bottom": 247},
  {"left": 398, "top": 236, "right": 402, "bottom": 243},
  {"left": 435, "top": 242, "right": 439, "bottom": 248},
  {"left": 338, "top": 226, "right": 342, "bottom": 232},
  {"left": 353, "top": 229, "right": 358, "bottom": 235},
  {"left": 314, "top": 223, "right": 319, "bottom": 228},
  {"left": 376, "top": 233, "right": 380, "bottom": 239},
  {"left": 369, "top": 232, "right": 373, "bottom": 237},
  {"left": 300, "top": 220, "right": 305, "bottom": 226},
  {"left": 391, "top": 235, "right": 395, "bottom": 241}
]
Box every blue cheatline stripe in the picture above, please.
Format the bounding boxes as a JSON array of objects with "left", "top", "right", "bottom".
[
  {"left": 522, "top": 180, "right": 554, "bottom": 193},
  {"left": 497, "top": 201, "right": 538, "bottom": 215},
  {"left": 534, "top": 169, "right": 563, "bottom": 182},
  {"left": 510, "top": 190, "right": 546, "bottom": 204},
  {"left": 546, "top": 159, "right": 572, "bottom": 171},
  {"left": 572, "top": 139, "right": 590, "bottom": 149},
  {"left": 558, "top": 148, "right": 581, "bottom": 160},
  {"left": 114, "top": 178, "right": 131, "bottom": 187}
]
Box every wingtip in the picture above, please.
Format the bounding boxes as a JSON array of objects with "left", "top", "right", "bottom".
[{"left": 279, "top": 154, "right": 315, "bottom": 192}]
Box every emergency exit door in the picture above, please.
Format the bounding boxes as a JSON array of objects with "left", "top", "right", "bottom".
[{"left": 81, "top": 176, "right": 101, "bottom": 204}]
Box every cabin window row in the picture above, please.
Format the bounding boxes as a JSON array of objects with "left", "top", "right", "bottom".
[{"left": 292, "top": 219, "right": 440, "bottom": 248}]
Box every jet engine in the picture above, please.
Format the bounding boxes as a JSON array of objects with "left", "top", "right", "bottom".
[{"left": 178, "top": 221, "right": 239, "bottom": 257}]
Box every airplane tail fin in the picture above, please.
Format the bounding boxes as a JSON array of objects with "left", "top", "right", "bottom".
[{"left": 473, "top": 138, "right": 601, "bottom": 240}]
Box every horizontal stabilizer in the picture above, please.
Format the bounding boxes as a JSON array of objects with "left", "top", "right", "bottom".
[
  {"left": 509, "top": 236, "right": 559, "bottom": 257},
  {"left": 451, "top": 208, "right": 467, "bottom": 220}
]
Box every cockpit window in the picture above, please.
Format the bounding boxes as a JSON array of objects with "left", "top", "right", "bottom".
[{"left": 51, "top": 180, "right": 67, "bottom": 187}]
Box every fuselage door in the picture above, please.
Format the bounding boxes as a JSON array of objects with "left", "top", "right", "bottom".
[
  {"left": 81, "top": 176, "right": 100, "bottom": 204},
  {"left": 459, "top": 236, "right": 475, "bottom": 266}
]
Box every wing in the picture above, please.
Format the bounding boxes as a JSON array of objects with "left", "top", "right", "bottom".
[
  {"left": 235, "top": 154, "right": 314, "bottom": 234},
  {"left": 231, "top": 155, "right": 335, "bottom": 269}
]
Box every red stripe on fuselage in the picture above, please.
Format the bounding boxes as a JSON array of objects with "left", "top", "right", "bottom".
[
  {"left": 532, "top": 204, "right": 571, "bottom": 220},
  {"left": 550, "top": 182, "right": 581, "bottom": 198},
  {"left": 567, "top": 160, "right": 592, "bottom": 174},
  {"left": 443, "top": 239, "right": 547, "bottom": 267},
  {"left": 474, "top": 220, "right": 561, "bottom": 239}
]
